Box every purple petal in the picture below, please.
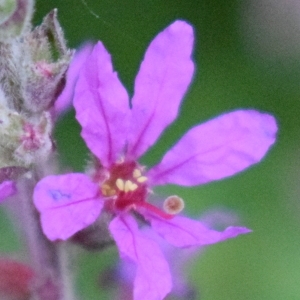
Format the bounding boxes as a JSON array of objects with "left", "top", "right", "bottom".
[
  {"left": 54, "top": 43, "right": 93, "bottom": 116},
  {"left": 0, "top": 181, "right": 16, "bottom": 202},
  {"left": 200, "top": 208, "right": 240, "bottom": 229},
  {"left": 74, "top": 42, "right": 130, "bottom": 167},
  {"left": 148, "top": 214, "right": 251, "bottom": 248},
  {"left": 33, "top": 173, "right": 103, "bottom": 241},
  {"left": 109, "top": 214, "right": 172, "bottom": 300},
  {"left": 148, "top": 110, "right": 277, "bottom": 186},
  {"left": 127, "top": 20, "right": 195, "bottom": 159}
]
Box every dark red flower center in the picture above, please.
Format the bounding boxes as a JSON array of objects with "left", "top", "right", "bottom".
[{"left": 96, "top": 160, "right": 173, "bottom": 219}]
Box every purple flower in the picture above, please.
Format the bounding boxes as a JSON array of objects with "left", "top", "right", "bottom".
[
  {"left": 103, "top": 209, "right": 241, "bottom": 300},
  {"left": 33, "top": 20, "right": 277, "bottom": 300},
  {"left": 53, "top": 43, "right": 93, "bottom": 117}
]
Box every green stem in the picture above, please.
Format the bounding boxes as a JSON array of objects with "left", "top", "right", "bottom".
[{"left": 57, "top": 242, "right": 77, "bottom": 300}]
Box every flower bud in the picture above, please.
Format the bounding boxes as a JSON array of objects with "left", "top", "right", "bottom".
[
  {"left": 0, "top": 98, "right": 53, "bottom": 168},
  {"left": 0, "top": 9, "right": 73, "bottom": 114},
  {"left": 20, "top": 9, "right": 73, "bottom": 113},
  {"left": 0, "top": 0, "right": 33, "bottom": 40},
  {"left": 0, "top": 9, "right": 72, "bottom": 168}
]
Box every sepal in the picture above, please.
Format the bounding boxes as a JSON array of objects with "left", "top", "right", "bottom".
[
  {"left": 19, "top": 9, "right": 73, "bottom": 113},
  {"left": 0, "top": 9, "right": 73, "bottom": 114},
  {"left": 0, "top": 0, "right": 33, "bottom": 40}
]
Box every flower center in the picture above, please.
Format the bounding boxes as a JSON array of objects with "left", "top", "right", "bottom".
[
  {"left": 99, "top": 161, "right": 148, "bottom": 211},
  {"left": 96, "top": 160, "right": 174, "bottom": 219}
]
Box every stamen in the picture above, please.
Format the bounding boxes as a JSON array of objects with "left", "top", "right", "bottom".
[
  {"left": 124, "top": 180, "right": 138, "bottom": 192},
  {"left": 133, "top": 169, "right": 142, "bottom": 178},
  {"left": 130, "top": 182, "right": 138, "bottom": 191},
  {"left": 101, "top": 184, "right": 116, "bottom": 197},
  {"left": 136, "top": 201, "right": 174, "bottom": 220},
  {"left": 124, "top": 180, "right": 131, "bottom": 193},
  {"left": 137, "top": 176, "right": 148, "bottom": 183},
  {"left": 116, "top": 178, "right": 125, "bottom": 191},
  {"left": 163, "top": 195, "right": 185, "bottom": 215}
]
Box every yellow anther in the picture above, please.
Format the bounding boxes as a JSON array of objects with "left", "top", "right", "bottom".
[
  {"left": 101, "top": 184, "right": 110, "bottom": 196},
  {"left": 137, "top": 176, "right": 148, "bottom": 183},
  {"left": 116, "top": 178, "right": 125, "bottom": 191},
  {"left": 101, "top": 184, "right": 116, "bottom": 197},
  {"left": 130, "top": 182, "right": 138, "bottom": 191},
  {"left": 124, "top": 180, "right": 131, "bottom": 193},
  {"left": 124, "top": 180, "right": 138, "bottom": 192},
  {"left": 133, "top": 169, "right": 142, "bottom": 178}
]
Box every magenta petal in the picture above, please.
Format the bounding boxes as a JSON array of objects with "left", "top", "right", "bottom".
[
  {"left": 54, "top": 43, "right": 93, "bottom": 116},
  {"left": 33, "top": 173, "right": 103, "bottom": 241},
  {"left": 109, "top": 214, "right": 172, "bottom": 300},
  {"left": 127, "top": 20, "right": 195, "bottom": 158},
  {"left": 74, "top": 42, "right": 130, "bottom": 167},
  {"left": 148, "top": 215, "right": 251, "bottom": 248},
  {"left": 148, "top": 110, "right": 277, "bottom": 186},
  {"left": 0, "top": 181, "right": 16, "bottom": 202}
]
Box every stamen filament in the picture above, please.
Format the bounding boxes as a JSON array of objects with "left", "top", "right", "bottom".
[{"left": 136, "top": 201, "right": 174, "bottom": 220}]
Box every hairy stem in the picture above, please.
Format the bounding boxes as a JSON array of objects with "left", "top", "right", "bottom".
[
  {"left": 18, "top": 175, "right": 60, "bottom": 299},
  {"left": 57, "top": 242, "right": 76, "bottom": 300},
  {"left": 16, "top": 162, "right": 75, "bottom": 300}
]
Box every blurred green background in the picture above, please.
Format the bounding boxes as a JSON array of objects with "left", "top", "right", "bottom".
[{"left": 2, "top": 0, "right": 300, "bottom": 299}]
